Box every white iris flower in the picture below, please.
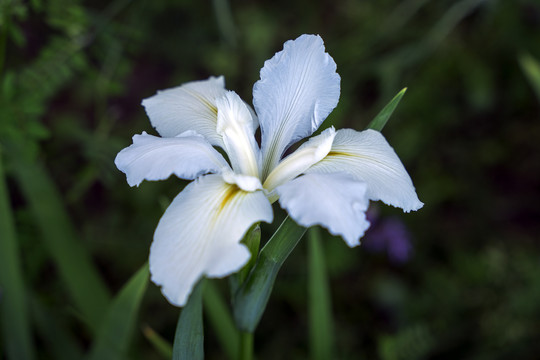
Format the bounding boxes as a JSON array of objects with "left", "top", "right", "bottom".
[{"left": 115, "top": 34, "right": 423, "bottom": 307}]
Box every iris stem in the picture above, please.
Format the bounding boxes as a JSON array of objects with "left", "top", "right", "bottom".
[
  {"left": 308, "top": 227, "right": 334, "bottom": 360},
  {"left": 239, "top": 331, "right": 254, "bottom": 360}
]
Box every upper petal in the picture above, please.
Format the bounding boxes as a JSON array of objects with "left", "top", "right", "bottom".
[
  {"left": 307, "top": 129, "right": 423, "bottom": 212},
  {"left": 253, "top": 34, "right": 341, "bottom": 177},
  {"left": 115, "top": 131, "right": 229, "bottom": 187},
  {"left": 276, "top": 172, "right": 370, "bottom": 247},
  {"left": 263, "top": 127, "right": 336, "bottom": 197},
  {"left": 216, "top": 91, "right": 261, "bottom": 178},
  {"left": 142, "top": 76, "right": 227, "bottom": 146},
  {"left": 150, "top": 174, "right": 273, "bottom": 307}
]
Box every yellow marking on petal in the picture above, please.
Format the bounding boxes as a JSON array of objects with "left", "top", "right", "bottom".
[
  {"left": 182, "top": 88, "right": 218, "bottom": 117},
  {"left": 324, "top": 150, "right": 399, "bottom": 173},
  {"left": 219, "top": 184, "right": 241, "bottom": 212},
  {"left": 327, "top": 151, "right": 353, "bottom": 157}
]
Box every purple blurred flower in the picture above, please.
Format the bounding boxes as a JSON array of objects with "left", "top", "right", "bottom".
[{"left": 364, "top": 211, "right": 412, "bottom": 264}]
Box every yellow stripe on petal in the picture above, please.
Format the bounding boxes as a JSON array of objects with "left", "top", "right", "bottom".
[{"left": 218, "top": 184, "right": 241, "bottom": 212}]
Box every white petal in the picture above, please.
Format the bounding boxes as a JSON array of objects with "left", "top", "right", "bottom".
[
  {"left": 150, "top": 174, "right": 273, "bottom": 307},
  {"left": 253, "top": 34, "right": 341, "bottom": 176},
  {"left": 307, "top": 129, "right": 423, "bottom": 212},
  {"left": 142, "top": 76, "right": 227, "bottom": 146},
  {"left": 115, "top": 131, "right": 229, "bottom": 187},
  {"left": 216, "top": 91, "right": 261, "bottom": 177},
  {"left": 263, "top": 127, "right": 336, "bottom": 196},
  {"left": 276, "top": 173, "right": 370, "bottom": 247},
  {"left": 222, "top": 170, "right": 263, "bottom": 192}
]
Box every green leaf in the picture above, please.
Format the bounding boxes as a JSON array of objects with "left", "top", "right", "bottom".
[
  {"left": 212, "top": 0, "right": 238, "bottom": 48},
  {"left": 0, "top": 148, "right": 36, "bottom": 360},
  {"left": 519, "top": 53, "right": 540, "bottom": 101},
  {"left": 203, "top": 281, "right": 239, "bottom": 360},
  {"left": 230, "top": 223, "right": 261, "bottom": 294},
  {"left": 308, "top": 227, "right": 334, "bottom": 360},
  {"left": 378, "top": 324, "right": 433, "bottom": 360},
  {"left": 87, "top": 263, "right": 149, "bottom": 360},
  {"left": 173, "top": 281, "right": 205, "bottom": 360},
  {"left": 367, "top": 88, "right": 407, "bottom": 131},
  {"left": 7, "top": 146, "right": 111, "bottom": 333},
  {"left": 32, "top": 298, "right": 84, "bottom": 360},
  {"left": 233, "top": 216, "right": 307, "bottom": 333},
  {"left": 0, "top": 13, "right": 7, "bottom": 75}
]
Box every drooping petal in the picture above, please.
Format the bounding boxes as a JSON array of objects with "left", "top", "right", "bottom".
[
  {"left": 276, "top": 173, "right": 370, "bottom": 247},
  {"left": 150, "top": 174, "right": 273, "bottom": 307},
  {"left": 115, "top": 131, "right": 229, "bottom": 187},
  {"left": 142, "top": 76, "right": 227, "bottom": 146},
  {"left": 216, "top": 91, "right": 261, "bottom": 178},
  {"left": 263, "top": 127, "right": 336, "bottom": 198},
  {"left": 307, "top": 129, "right": 423, "bottom": 212},
  {"left": 253, "top": 34, "right": 341, "bottom": 176}
]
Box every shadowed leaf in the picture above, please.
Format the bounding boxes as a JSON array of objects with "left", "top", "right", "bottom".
[{"left": 87, "top": 263, "right": 149, "bottom": 360}]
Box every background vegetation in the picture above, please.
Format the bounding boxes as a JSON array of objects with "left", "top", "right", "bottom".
[{"left": 1, "top": 0, "right": 539, "bottom": 359}]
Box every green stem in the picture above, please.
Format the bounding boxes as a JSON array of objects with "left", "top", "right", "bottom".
[
  {"left": 308, "top": 227, "right": 334, "bottom": 360},
  {"left": 141, "top": 325, "right": 172, "bottom": 359},
  {"left": 239, "top": 331, "right": 254, "bottom": 360}
]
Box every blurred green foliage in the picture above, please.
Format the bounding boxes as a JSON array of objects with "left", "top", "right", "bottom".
[{"left": 1, "top": 0, "right": 539, "bottom": 359}]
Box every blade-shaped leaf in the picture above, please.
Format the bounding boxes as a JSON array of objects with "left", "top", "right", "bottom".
[
  {"left": 173, "top": 280, "right": 204, "bottom": 360},
  {"left": 367, "top": 88, "right": 407, "bottom": 131},
  {"left": 519, "top": 53, "right": 540, "bottom": 101},
  {"left": 230, "top": 224, "right": 261, "bottom": 295},
  {"left": 9, "top": 150, "right": 111, "bottom": 332},
  {"left": 87, "top": 263, "right": 149, "bottom": 360},
  {"left": 308, "top": 227, "right": 334, "bottom": 360},
  {"left": 204, "top": 281, "right": 239, "bottom": 360},
  {"left": 233, "top": 216, "right": 306, "bottom": 333},
  {"left": 32, "top": 298, "right": 84, "bottom": 360},
  {"left": 0, "top": 150, "right": 36, "bottom": 360}
]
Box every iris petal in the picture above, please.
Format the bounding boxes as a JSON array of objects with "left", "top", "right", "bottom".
[
  {"left": 150, "top": 174, "right": 273, "bottom": 306},
  {"left": 115, "top": 131, "right": 229, "bottom": 187},
  {"left": 216, "top": 91, "right": 261, "bottom": 178},
  {"left": 253, "top": 34, "right": 341, "bottom": 177},
  {"left": 307, "top": 129, "right": 423, "bottom": 212},
  {"left": 142, "top": 76, "right": 227, "bottom": 146},
  {"left": 263, "top": 127, "right": 335, "bottom": 197},
  {"left": 276, "top": 172, "right": 370, "bottom": 247}
]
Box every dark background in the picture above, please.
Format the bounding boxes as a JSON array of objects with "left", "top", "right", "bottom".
[{"left": 1, "top": 0, "right": 540, "bottom": 359}]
